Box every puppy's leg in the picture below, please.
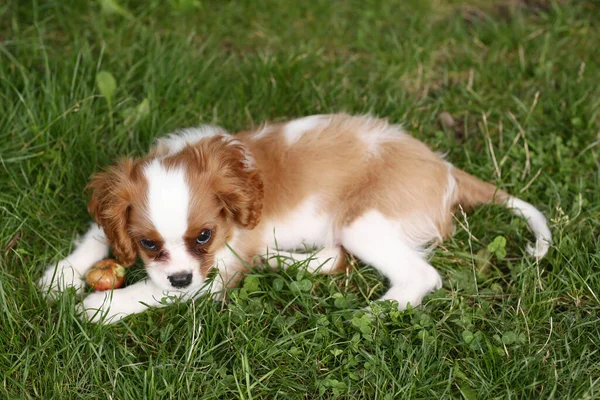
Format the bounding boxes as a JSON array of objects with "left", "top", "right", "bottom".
[
  {"left": 79, "top": 279, "right": 189, "bottom": 324},
  {"left": 264, "top": 247, "right": 345, "bottom": 274},
  {"left": 39, "top": 223, "right": 109, "bottom": 297},
  {"left": 340, "top": 211, "right": 442, "bottom": 309}
]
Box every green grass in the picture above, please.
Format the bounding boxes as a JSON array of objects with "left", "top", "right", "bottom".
[{"left": 1, "top": 0, "right": 599, "bottom": 398}]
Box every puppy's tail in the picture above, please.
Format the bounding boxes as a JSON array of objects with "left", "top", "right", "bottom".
[{"left": 452, "top": 168, "right": 552, "bottom": 258}]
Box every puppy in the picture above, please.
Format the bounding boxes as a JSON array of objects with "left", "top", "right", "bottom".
[{"left": 39, "top": 114, "right": 551, "bottom": 323}]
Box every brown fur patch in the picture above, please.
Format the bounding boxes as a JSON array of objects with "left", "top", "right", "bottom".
[
  {"left": 87, "top": 158, "right": 149, "bottom": 266},
  {"left": 237, "top": 114, "right": 459, "bottom": 244}
]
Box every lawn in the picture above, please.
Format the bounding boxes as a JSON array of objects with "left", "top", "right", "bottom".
[{"left": 1, "top": 0, "right": 599, "bottom": 398}]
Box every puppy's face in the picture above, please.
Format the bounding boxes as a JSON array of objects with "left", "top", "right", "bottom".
[{"left": 87, "top": 135, "right": 263, "bottom": 292}]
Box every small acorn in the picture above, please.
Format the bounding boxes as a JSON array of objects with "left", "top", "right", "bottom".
[{"left": 86, "top": 259, "right": 126, "bottom": 291}]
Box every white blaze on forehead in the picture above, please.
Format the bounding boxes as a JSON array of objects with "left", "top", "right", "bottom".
[{"left": 144, "top": 160, "right": 190, "bottom": 240}]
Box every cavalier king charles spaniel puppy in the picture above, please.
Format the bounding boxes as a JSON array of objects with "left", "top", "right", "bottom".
[{"left": 39, "top": 114, "right": 551, "bottom": 323}]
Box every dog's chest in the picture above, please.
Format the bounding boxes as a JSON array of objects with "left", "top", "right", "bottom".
[{"left": 262, "top": 196, "right": 333, "bottom": 250}]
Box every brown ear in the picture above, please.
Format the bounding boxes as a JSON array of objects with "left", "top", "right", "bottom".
[
  {"left": 86, "top": 158, "right": 139, "bottom": 266},
  {"left": 211, "top": 139, "right": 264, "bottom": 229}
]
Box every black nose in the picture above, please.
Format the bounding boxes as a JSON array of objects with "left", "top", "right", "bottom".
[{"left": 168, "top": 273, "right": 193, "bottom": 288}]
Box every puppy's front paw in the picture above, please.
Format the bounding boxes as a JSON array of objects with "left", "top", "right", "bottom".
[
  {"left": 78, "top": 291, "right": 126, "bottom": 324},
  {"left": 38, "top": 261, "right": 85, "bottom": 298}
]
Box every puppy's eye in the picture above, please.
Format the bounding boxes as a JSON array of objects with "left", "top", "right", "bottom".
[
  {"left": 140, "top": 238, "right": 158, "bottom": 251},
  {"left": 196, "top": 229, "right": 212, "bottom": 245}
]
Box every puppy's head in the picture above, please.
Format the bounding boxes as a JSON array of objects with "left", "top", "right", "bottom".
[{"left": 87, "top": 134, "right": 263, "bottom": 292}]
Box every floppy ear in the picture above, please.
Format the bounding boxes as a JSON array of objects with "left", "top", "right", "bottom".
[
  {"left": 86, "top": 158, "right": 139, "bottom": 266},
  {"left": 211, "top": 139, "right": 264, "bottom": 229}
]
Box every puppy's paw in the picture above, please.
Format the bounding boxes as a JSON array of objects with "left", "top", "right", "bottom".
[
  {"left": 78, "top": 291, "right": 126, "bottom": 324},
  {"left": 38, "top": 261, "right": 85, "bottom": 299}
]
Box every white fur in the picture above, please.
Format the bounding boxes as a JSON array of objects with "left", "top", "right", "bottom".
[
  {"left": 265, "top": 247, "right": 342, "bottom": 274},
  {"left": 263, "top": 195, "right": 334, "bottom": 250},
  {"left": 396, "top": 215, "right": 443, "bottom": 251},
  {"left": 261, "top": 195, "right": 341, "bottom": 275},
  {"left": 252, "top": 123, "right": 271, "bottom": 140},
  {"left": 155, "top": 125, "right": 225, "bottom": 155},
  {"left": 440, "top": 163, "right": 458, "bottom": 238},
  {"left": 39, "top": 224, "right": 109, "bottom": 297},
  {"left": 79, "top": 279, "right": 191, "bottom": 324},
  {"left": 283, "top": 115, "right": 327, "bottom": 145},
  {"left": 211, "top": 230, "right": 246, "bottom": 293},
  {"left": 340, "top": 210, "right": 442, "bottom": 309},
  {"left": 357, "top": 119, "right": 406, "bottom": 156},
  {"left": 506, "top": 196, "right": 552, "bottom": 258},
  {"left": 143, "top": 161, "right": 205, "bottom": 291},
  {"left": 145, "top": 161, "right": 189, "bottom": 239},
  {"left": 443, "top": 164, "right": 458, "bottom": 212}
]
